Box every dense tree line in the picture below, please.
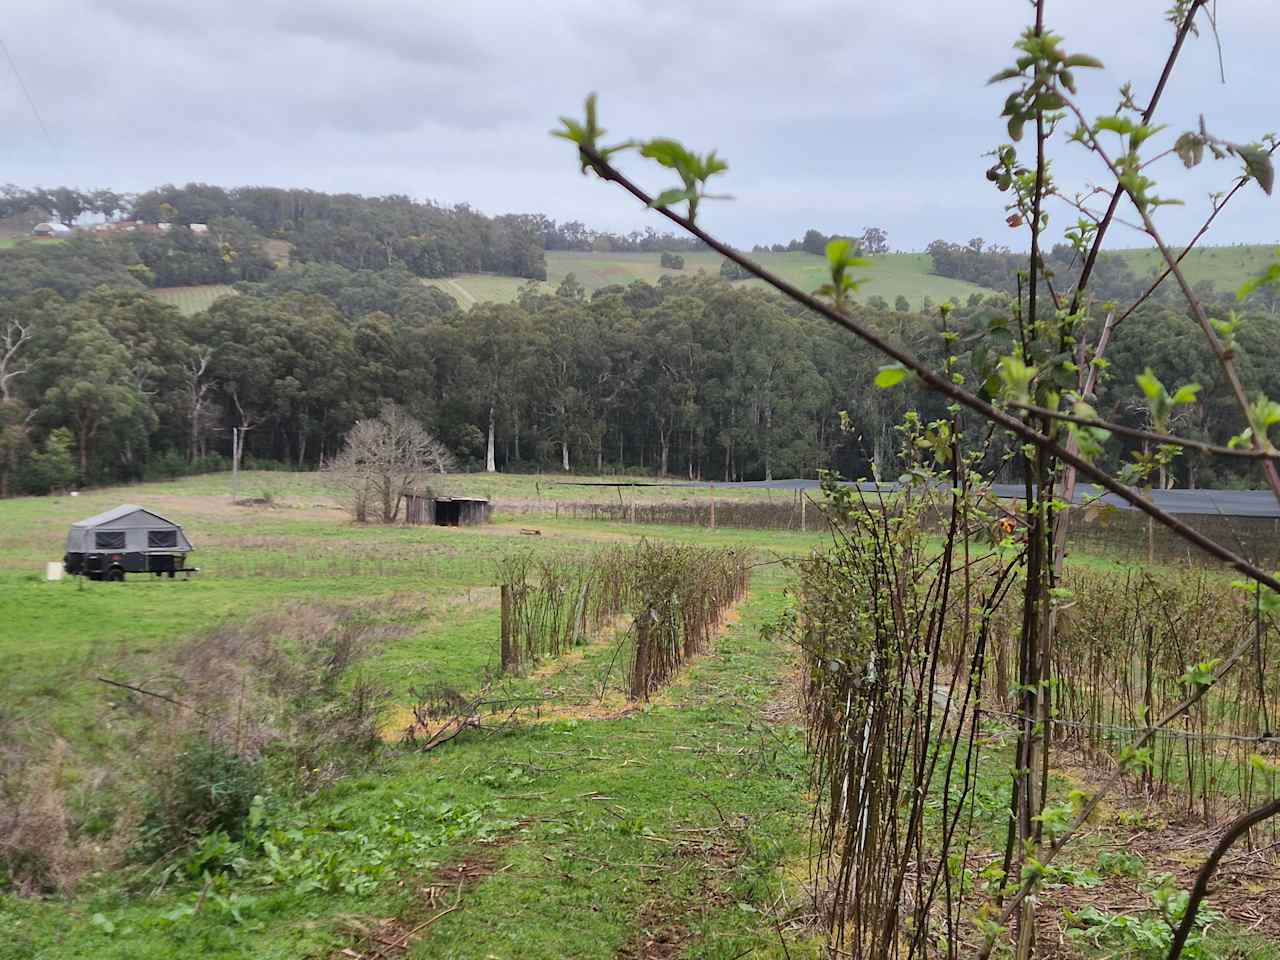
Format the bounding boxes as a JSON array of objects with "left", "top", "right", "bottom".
[
  {"left": 0, "top": 224, "right": 277, "bottom": 301},
  {"left": 754, "top": 226, "right": 891, "bottom": 256},
  {"left": 3, "top": 267, "right": 1277, "bottom": 497},
  {"left": 538, "top": 220, "right": 704, "bottom": 253},
  {"left": 1, "top": 182, "right": 551, "bottom": 289},
  {"left": 128, "top": 184, "right": 548, "bottom": 280}
]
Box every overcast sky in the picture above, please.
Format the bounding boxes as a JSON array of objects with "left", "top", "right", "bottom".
[{"left": 2, "top": 1, "right": 1276, "bottom": 250}]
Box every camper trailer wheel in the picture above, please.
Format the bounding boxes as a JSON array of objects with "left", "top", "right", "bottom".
[{"left": 107, "top": 568, "right": 125, "bottom": 582}]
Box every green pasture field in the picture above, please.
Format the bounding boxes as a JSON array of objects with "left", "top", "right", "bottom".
[
  {"left": 429, "top": 250, "right": 994, "bottom": 310},
  {"left": 0, "top": 236, "right": 64, "bottom": 250},
  {"left": 1, "top": 472, "right": 1273, "bottom": 958},
  {"left": 0, "top": 473, "right": 825, "bottom": 958},
  {"left": 149, "top": 284, "right": 238, "bottom": 315},
  {"left": 1111, "top": 243, "right": 1279, "bottom": 296}
]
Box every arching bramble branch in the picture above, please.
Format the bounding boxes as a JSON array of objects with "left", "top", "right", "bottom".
[{"left": 569, "top": 140, "right": 1280, "bottom": 597}]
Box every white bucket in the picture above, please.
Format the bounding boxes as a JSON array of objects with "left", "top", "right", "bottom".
[{"left": 46, "top": 561, "right": 64, "bottom": 581}]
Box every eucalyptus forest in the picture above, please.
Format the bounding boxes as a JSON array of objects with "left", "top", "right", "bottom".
[{"left": 2, "top": 186, "right": 1277, "bottom": 496}]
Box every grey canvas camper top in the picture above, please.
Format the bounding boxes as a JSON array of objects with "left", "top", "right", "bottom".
[{"left": 63, "top": 504, "right": 195, "bottom": 581}]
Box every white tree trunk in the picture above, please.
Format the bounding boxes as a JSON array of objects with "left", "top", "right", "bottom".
[
  {"left": 561, "top": 439, "right": 570, "bottom": 472},
  {"left": 763, "top": 403, "right": 773, "bottom": 481},
  {"left": 485, "top": 403, "right": 496, "bottom": 473}
]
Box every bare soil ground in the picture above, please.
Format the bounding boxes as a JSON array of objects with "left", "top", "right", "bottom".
[{"left": 333, "top": 836, "right": 520, "bottom": 960}]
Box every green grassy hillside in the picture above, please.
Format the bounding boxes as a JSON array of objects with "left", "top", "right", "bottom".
[
  {"left": 1111, "top": 244, "right": 1279, "bottom": 295},
  {"left": 430, "top": 250, "right": 994, "bottom": 310},
  {"left": 150, "top": 283, "right": 237, "bottom": 315},
  {"left": 142, "top": 245, "right": 1280, "bottom": 318}
]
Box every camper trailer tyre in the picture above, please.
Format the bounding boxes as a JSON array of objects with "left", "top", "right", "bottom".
[{"left": 107, "top": 568, "right": 125, "bottom": 582}]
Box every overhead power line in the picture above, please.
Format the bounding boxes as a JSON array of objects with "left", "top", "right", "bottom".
[{"left": 0, "top": 34, "right": 54, "bottom": 148}]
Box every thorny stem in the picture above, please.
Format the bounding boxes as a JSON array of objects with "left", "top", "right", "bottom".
[
  {"left": 1060, "top": 95, "right": 1280, "bottom": 505},
  {"left": 1166, "top": 797, "right": 1280, "bottom": 960},
  {"left": 1112, "top": 149, "right": 1278, "bottom": 330},
  {"left": 1051, "top": 310, "right": 1116, "bottom": 572},
  {"left": 1009, "top": 401, "right": 1280, "bottom": 461},
  {"left": 573, "top": 143, "right": 1280, "bottom": 596},
  {"left": 1066, "top": 0, "right": 1207, "bottom": 314},
  {"left": 1015, "top": 8, "right": 1051, "bottom": 954}
]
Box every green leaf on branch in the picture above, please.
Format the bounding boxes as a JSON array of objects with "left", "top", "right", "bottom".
[
  {"left": 551, "top": 93, "right": 635, "bottom": 175},
  {"left": 1067, "top": 399, "right": 1111, "bottom": 462},
  {"left": 1240, "top": 394, "right": 1280, "bottom": 451},
  {"left": 1238, "top": 253, "right": 1280, "bottom": 300},
  {"left": 1062, "top": 53, "right": 1105, "bottom": 69},
  {"left": 988, "top": 67, "right": 1024, "bottom": 85},
  {"left": 637, "top": 138, "right": 730, "bottom": 225},
  {"left": 1136, "top": 369, "right": 1164, "bottom": 403},
  {"left": 816, "top": 238, "right": 870, "bottom": 311},
  {"left": 874, "top": 364, "right": 908, "bottom": 389},
  {"left": 997, "top": 355, "right": 1037, "bottom": 405},
  {"left": 1231, "top": 574, "right": 1280, "bottom": 616},
  {"left": 650, "top": 188, "right": 696, "bottom": 209},
  {"left": 1135, "top": 367, "right": 1199, "bottom": 432},
  {"left": 1180, "top": 658, "right": 1222, "bottom": 689},
  {"left": 1094, "top": 115, "right": 1137, "bottom": 136}
]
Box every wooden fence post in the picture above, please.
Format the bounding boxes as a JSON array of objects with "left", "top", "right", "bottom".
[
  {"left": 500, "top": 584, "right": 515, "bottom": 673},
  {"left": 801, "top": 492, "right": 806, "bottom": 532},
  {"left": 630, "top": 614, "right": 651, "bottom": 700},
  {"left": 709, "top": 486, "right": 716, "bottom": 530}
]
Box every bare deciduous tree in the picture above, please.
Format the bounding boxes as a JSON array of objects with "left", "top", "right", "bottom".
[{"left": 327, "top": 402, "right": 453, "bottom": 523}]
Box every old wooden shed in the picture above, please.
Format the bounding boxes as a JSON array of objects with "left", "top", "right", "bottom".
[{"left": 402, "top": 494, "right": 492, "bottom": 526}]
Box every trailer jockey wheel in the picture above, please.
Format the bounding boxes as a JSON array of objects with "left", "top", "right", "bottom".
[{"left": 107, "top": 568, "right": 125, "bottom": 582}]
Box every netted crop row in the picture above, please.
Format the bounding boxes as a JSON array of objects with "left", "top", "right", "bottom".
[
  {"left": 978, "top": 567, "right": 1280, "bottom": 826},
  {"left": 540, "top": 498, "right": 814, "bottom": 531},
  {"left": 1057, "top": 509, "right": 1280, "bottom": 567}
]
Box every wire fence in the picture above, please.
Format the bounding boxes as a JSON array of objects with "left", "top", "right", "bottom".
[{"left": 534, "top": 498, "right": 813, "bottom": 531}]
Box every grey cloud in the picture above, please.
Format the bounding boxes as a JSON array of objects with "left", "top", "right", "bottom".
[{"left": 2, "top": 1, "right": 1277, "bottom": 249}]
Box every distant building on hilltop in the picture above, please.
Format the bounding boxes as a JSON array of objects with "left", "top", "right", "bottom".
[{"left": 31, "top": 222, "right": 71, "bottom": 238}]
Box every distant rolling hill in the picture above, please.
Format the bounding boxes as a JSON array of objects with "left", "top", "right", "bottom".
[
  {"left": 144, "top": 245, "right": 1279, "bottom": 317},
  {"left": 1109, "top": 244, "right": 1278, "bottom": 296},
  {"left": 429, "top": 250, "right": 995, "bottom": 310}
]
